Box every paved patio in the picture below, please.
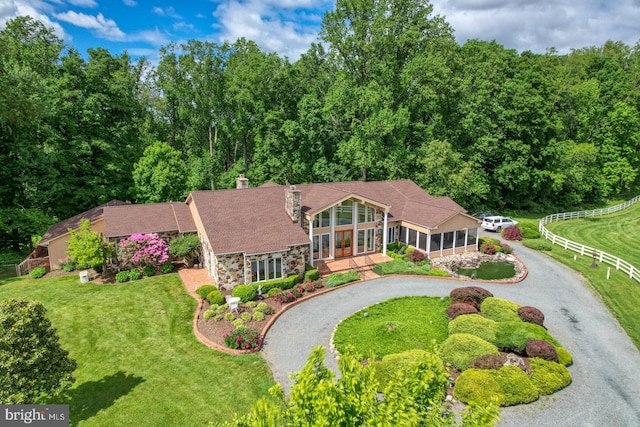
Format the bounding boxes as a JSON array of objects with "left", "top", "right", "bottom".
[{"left": 178, "top": 267, "right": 214, "bottom": 298}]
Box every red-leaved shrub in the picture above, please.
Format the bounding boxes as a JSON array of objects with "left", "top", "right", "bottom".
[
  {"left": 450, "top": 286, "right": 494, "bottom": 310},
  {"left": 480, "top": 242, "right": 497, "bottom": 255},
  {"left": 518, "top": 306, "right": 545, "bottom": 326},
  {"left": 469, "top": 353, "right": 505, "bottom": 370},
  {"left": 502, "top": 225, "right": 523, "bottom": 241},
  {"left": 525, "top": 340, "right": 558, "bottom": 362},
  {"left": 446, "top": 302, "right": 479, "bottom": 320},
  {"left": 407, "top": 250, "right": 427, "bottom": 263}
]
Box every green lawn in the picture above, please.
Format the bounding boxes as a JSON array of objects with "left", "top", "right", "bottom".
[
  {"left": 0, "top": 274, "right": 274, "bottom": 426},
  {"left": 544, "top": 201, "right": 640, "bottom": 264},
  {"left": 332, "top": 296, "right": 450, "bottom": 358}
]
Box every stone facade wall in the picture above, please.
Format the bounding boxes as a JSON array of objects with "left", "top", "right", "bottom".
[
  {"left": 285, "top": 186, "right": 302, "bottom": 222},
  {"left": 215, "top": 252, "right": 245, "bottom": 290},
  {"left": 284, "top": 244, "right": 309, "bottom": 279}
]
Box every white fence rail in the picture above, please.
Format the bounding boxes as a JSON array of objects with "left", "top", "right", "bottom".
[{"left": 539, "top": 195, "right": 640, "bottom": 283}]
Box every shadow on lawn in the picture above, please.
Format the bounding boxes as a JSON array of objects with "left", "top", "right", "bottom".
[{"left": 62, "top": 371, "right": 145, "bottom": 426}]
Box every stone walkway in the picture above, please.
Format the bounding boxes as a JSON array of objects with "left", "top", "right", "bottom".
[{"left": 178, "top": 267, "right": 214, "bottom": 299}]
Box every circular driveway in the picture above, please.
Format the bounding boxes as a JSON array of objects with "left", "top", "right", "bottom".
[{"left": 261, "top": 242, "right": 640, "bottom": 426}]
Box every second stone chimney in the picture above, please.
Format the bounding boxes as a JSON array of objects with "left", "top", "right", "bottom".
[
  {"left": 285, "top": 185, "right": 302, "bottom": 222},
  {"left": 236, "top": 174, "right": 249, "bottom": 189}
]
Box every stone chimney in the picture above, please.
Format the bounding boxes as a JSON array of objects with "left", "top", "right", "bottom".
[
  {"left": 285, "top": 185, "right": 302, "bottom": 222},
  {"left": 236, "top": 174, "right": 249, "bottom": 189}
]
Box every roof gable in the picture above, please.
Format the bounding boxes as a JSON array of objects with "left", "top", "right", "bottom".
[{"left": 103, "top": 202, "right": 196, "bottom": 238}]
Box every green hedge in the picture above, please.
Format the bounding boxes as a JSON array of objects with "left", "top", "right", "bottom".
[
  {"left": 480, "top": 297, "right": 522, "bottom": 323},
  {"left": 441, "top": 333, "right": 499, "bottom": 371},
  {"left": 454, "top": 366, "right": 539, "bottom": 406},
  {"left": 232, "top": 284, "right": 257, "bottom": 303},
  {"left": 253, "top": 274, "right": 299, "bottom": 295},
  {"left": 196, "top": 285, "right": 218, "bottom": 300},
  {"left": 522, "top": 239, "right": 553, "bottom": 251},
  {"left": 518, "top": 221, "right": 542, "bottom": 239},
  {"left": 326, "top": 270, "right": 360, "bottom": 287},
  {"left": 529, "top": 358, "right": 572, "bottom": 395},
  {"left": 304, "top": 267, "right": 320, "bottom": 282},
  {"left": 427, "top": 268, "right": 449, "bottom": 277},
  {"left": 448, "top": 314, "right": 498, "bottom": 344}
]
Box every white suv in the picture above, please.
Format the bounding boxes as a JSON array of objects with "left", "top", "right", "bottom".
[{"left": 481, "top": 216, "right": 518, "bottom": 232}]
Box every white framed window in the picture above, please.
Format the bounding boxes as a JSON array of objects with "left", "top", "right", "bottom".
[
  {"left": 358, "top": 204, "right": 376, "bottom": 223},
  {"left": 251, "top": 256, "right": 282, "bottom": 282},
  {"left": 387, "top": 226, "right": 396, "bottom": 244},
  {"left": 336, "top": 200, "right": 353, "bottom": 225},
  {"left": 367, "top": 228, "right": 375, "bottom": 252},
  {"left": 313, "top": 209, "right": 331, "bottom": 228},
  {"left": 268, "top": 257, "right": 282, "bottom": 280},
  {"left": 250, "top": 259, "right": 267, "bottom": 282}
]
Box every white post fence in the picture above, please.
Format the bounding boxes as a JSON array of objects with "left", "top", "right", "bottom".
[{"left": 538, "top": 195, "right": 640, "bottom": 283}]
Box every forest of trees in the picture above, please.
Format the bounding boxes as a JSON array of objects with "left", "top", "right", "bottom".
[{"left": 1, "top": 0, "right": 639, "bottom": 258}]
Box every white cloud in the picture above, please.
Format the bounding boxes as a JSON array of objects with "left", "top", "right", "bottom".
[
  {"left": 213, "top": 0, "right": 330, "bottom": 60},
  {"left": 54, "top": 11, "right": 126, "bottom": 41},
  {"left": 152, "top": 6, "right": 181, "bottom": 19},
  {"left": 0, "top": 0, "right": 68, "bottom": 40},
  {"left": 122, "top": 0, "right": 137, "bottom": 6},
  {"left": 66, "top": 0, "right": 98, "bottom": 8}
]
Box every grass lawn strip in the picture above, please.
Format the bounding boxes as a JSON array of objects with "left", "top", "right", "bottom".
[{"left": 0, "top": 274, "right": 274, "bottom": 426}]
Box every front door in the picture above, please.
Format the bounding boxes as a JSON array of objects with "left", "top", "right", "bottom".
[{"left": 335, "top": 230, "right": 352, "bottom": 258}]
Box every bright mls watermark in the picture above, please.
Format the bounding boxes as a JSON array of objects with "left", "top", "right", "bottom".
[{"left": 1, "top": 405, "right": 69, "bottom": 426}]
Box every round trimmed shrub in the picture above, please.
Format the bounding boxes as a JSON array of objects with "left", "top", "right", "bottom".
[
  {"left": 224, "top": 312, "right": 235, "bottom": 321},
  {"left": 207, "top": 290, "right": 225, "bottom": 306},
  {"left": 29, "top": 267, "right": 47, "bottom": 279},
  {"left": 502, "top": 225, "right": 523, "bottom": 241},
  {"left": 232, "top": 284, "right": 257, "bottom": 303},
  {"left": 371, "top": 350, "right": 445, "bottom": 392},
  {"left": 142, "top": 265, "right": 155, "bottom": 277},
  {"left": 203, "top": 309, "right": 215, "bottom": 319},
  {"left": 495, "top": 321, "right": 560, "bottom": 353},
  {"left": 241, "top": 312, "right": 252, "bottom": 322},
  {"left": 128, "top": 269, "right": 142, "bottom": 280},
  {"left": 518, "top": 222, "right": 541, "bottom": 239},
  {"left": 216, "top": 304, "right": 228, "bottom": 314},
  {"left": 159, "top": 262, "right": 174, "bottom": 273},
  {"left": 450, "top": 286, "right": 494, "bottom": 310},
  {"left": 525, "top": 339, "right": 558, "bottom": 362},
  {"left": 441, "top": 333, "right": 499, "bottom": 371},
  {"left": 232, "top": 318, "right": 245, "bottom": 328},
  {"left": 448, "top": 314, "right": 498, "bottom": 344},
  {"left": 245, "top": 301, "right": 257, "bottom": 308},
  {"left": 480, "top": 297, "right": 521, "bottom": 322},
  {"left": 267, "top": 287, "right": 281, "bottom": 298},
  {"left": 115, "top": 271, "right": 130, "bottom": 283},
  {"left": 518, "top": 306, "right": 545, "bottom": 326},
  {"left": 469, "top": 353, "right": 505, "bottom": 370},
  {"left": 446, "top": 302, "right": 478, "bottom": 320},
  {"left": 255, "top": 302, "right": 274, "bottom": 315},
  {"left": 196, "top": 285, "right": 217, "bottom": 300},
  {"left": 455, "top": 366, "right": 539, "bottom": 406},
  {"left": 253, "top": 311, "right": 265, "bottom": 321},
  {"left": 213, "top": 314, "right": 223, "bottom": 322},
  {"left": 556, "top": 347, "right": 573, "bottom": 366},
  {"left": 529, "top": 358, "right": 572, "bottom": 395},
  {"left": 427, "top": 268, "right": 449, "bottom": 277},
  {"left": 495, "top": 365, "right": 539, "bottom": 406}
]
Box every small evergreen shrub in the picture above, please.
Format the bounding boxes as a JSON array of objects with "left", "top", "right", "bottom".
[
  {"left": 522, "top": 239, "right": 553, "bottom": 251},
  {"left": 326, "top": 270, "right": 360, "bottom": 287},
  {"left": 480, "top": 297, "right": 521, "bottom": 322},
  {"left": 495, "top": 365, "right": 539, "bottom": 406},
  {"left": 128, "top": 269, "right": 142, "bottom": 280},
  {"left": 502, "top": 225, "right": 523, "bottom": 241},
  {"left": 441, "top": 333, "right": 499, "bottom": 371},
  {"left": 526, "top": 340, "right": 558, "bottom": 362},
  {"left": 426, "top": 268, "right": 449, "bottom": 277},
  {"left": 556, "top": 347, "right": 573, "bottom": 366},
  {"left": 455, "top": 366, "right": 539, "bottom": 406},
  {"left": 450, "top": 286, "right": 494, "bottom": 310},
  {"left": 245, "top": 301, "right": 257, "bottom": 308},
  {"left": 518, "top": 306, "right": 545, "bottom": 326},
  {"left": 159, "top": 262, "right": 174, "bottom": 273},
  {"left": 529, "top": 358, "right": 572, "bottom": 395},
  {"left": 255, "top": 302, "right": 274, "bottom": 315},
  {"left": 469, "top": 353, "right": 505, "bottom": 370},
  {"left": 448, "top": 314, "right": 498, "bottom": 344},
  {"left": 518, "top": 222, "right": 541, "bottom": 239},
  {"left": 304, "top": 267, "right": 320, "bottom": 282},
  {"left": 223, "top": 327, "right": 263, "bottom": 351},
  {"left": 241, "top": 312, "right": 252, "bottom": 322},
  {"left": 143, "top": 265, "right": 155, "bottom": 276},
  {"left": 213, "top": 314, "right": 223, "bottom": 322},
  {"left": 207, "top": 290, "right": 225, "bottom": 306},
  {"left": 446, "top": 303, "right": 478, "bottom": 320},
  {"left": 216, "top": 304, "right": 228, "bottom": 314},
  {"left": 253, "top": 311, "right": 265, "bottom": 321},
  {"left": 224, "top": 312, "right": 236, "bottom": 321},
  {"left": 370, "top": 349, "right": 438, "bottom": 391},
  {"left": 232, "top": 284, "right": 257, "bottom": 302},
  {"left": 203, "top": 309, "right": 215, "bottom": 319},
  {"left": 196, "top": 285, "right": 218, "bottom": 300},
  {"left": 29, "top": 267, "right": 46, "bottom": 279},
  {"left": 115, "top": 271, "right": 130, "bottom": 283},
  {"left": 62, "top": 262, "right": 76, "bottom": 272},
  {"left": 495, "top": 321, "right": 560, "bottom": 353},
  {"left": 232, "top": 318, "right": 244, "bottom": 328}
]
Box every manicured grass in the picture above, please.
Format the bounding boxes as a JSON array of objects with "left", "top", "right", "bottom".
[
  {"left": 0, "top": 274, "right": 274, "bottom": 426},
  {"left": 457, "top": 262, "right": 515, "bottom": 280},
  {"left": 332, "top": 296, "right": 449, "bottom": 358},
  {"left": 544, "top": 201, "right": 640, "bottom": 263}
]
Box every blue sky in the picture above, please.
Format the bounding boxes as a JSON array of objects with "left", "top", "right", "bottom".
[{"left": 1, "top": 1, "right": 639, "bottom": 63}]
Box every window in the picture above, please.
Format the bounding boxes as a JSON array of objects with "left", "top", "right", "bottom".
[
  {"left": 387, "top": 226, "right": 396, "bottom": 244},
  {"left": 358, "top": 204, "right": 376, "bottom": 223},
  {"left": 443, "top": 232, "right": 454, "bottom": 250},
  {"left": 455, "top": 230, "right": 467, "bottom": 248},
  {"left": 321, "top": 234, "right": 330, "bottom": 258},
  {"left": 468, "top": 228, "right": 477, "bottom": 246},
  {"left": 251, "top": 257, "right": 282, "bottom": 282},
  {"left": 419, "top": 233, "right": 428, "bottom": 251},
  {"left": 367, "top": 228, "right": 375, "bottom": 252},
  {"left": 430, "top": 233, "right": 441, "bottom": 251},
  {"left": 400, "top": 226, "right": 407, "bottom": 244},
  {"left": 336, "top": 200, "right": 353, "bottom": 226},
  {"left": 313, "top": 209, "right": 330, "bottom": 228},
  {"left": 313, "top": 235, "right": 320, "bottom": 260},
  {"left": 250, "top": 259, "right": 267, "bottom": 282},
  {"left": 408, "top": 229, "right": 417, "bottom": 247},
  {"left": 268, "top": 258, "right": 282, "bottom": 280}
]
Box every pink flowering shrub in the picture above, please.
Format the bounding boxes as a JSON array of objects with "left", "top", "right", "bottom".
[
  {"left": 272, "top": 290, "right": 297, "bottom": 304},
  {"left": 223, "top": 328, "right": 263, "bottom": 351},
  {"left": 119, "top": 233, "right": 170, "bottom": 270}
]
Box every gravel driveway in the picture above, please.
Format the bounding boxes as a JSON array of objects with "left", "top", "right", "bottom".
[{"left": 260, "top": 241, "right": 640, "bottom": 426}]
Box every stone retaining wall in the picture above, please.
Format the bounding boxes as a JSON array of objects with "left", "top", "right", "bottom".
[{"left": 429, "top": 251, "right": 526, "bottom": 281}]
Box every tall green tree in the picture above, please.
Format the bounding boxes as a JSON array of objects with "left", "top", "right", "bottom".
[{"left": 133, "top": 141, "right": 187, "bottom": 202}]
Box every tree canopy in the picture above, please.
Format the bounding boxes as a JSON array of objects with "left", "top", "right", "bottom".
[{"left": 2, "top": 4, "right": 640, "bottom": 255}]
